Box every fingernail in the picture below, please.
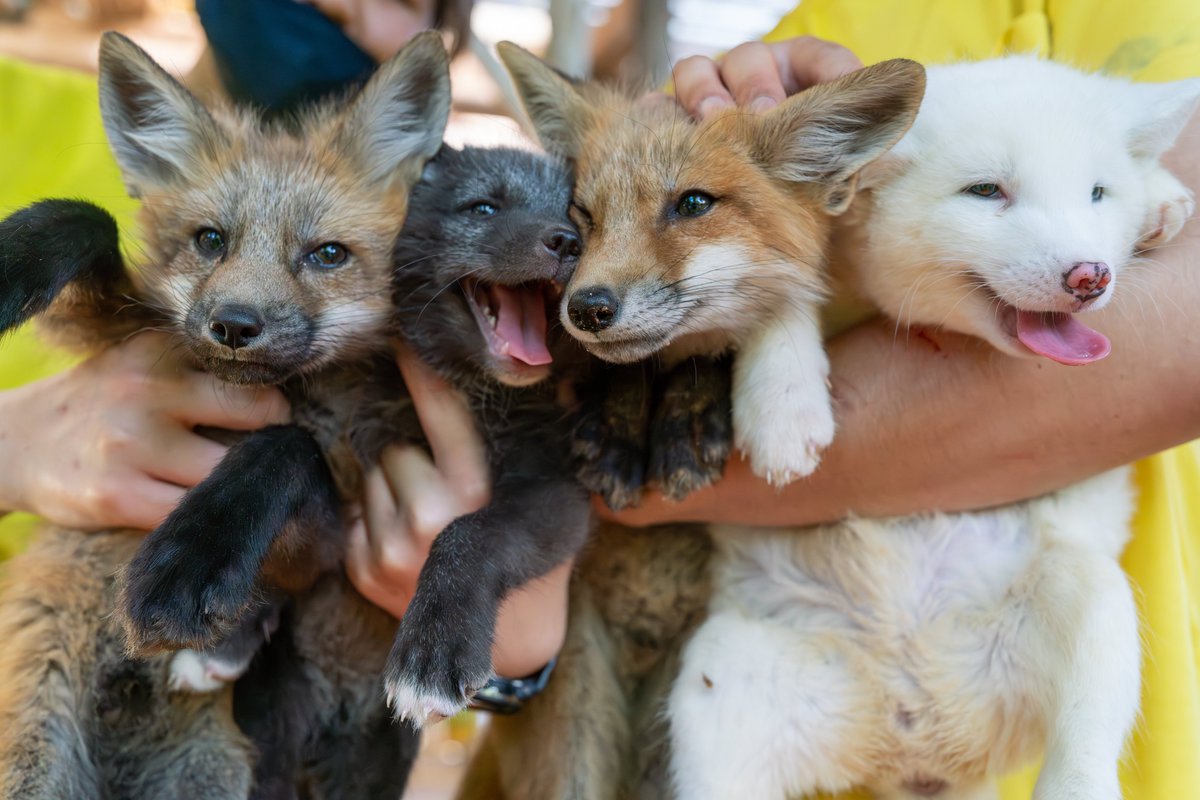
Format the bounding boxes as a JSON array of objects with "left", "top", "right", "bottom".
[
  {"left": 750, "top": 96, "right": 778, "bottom": 114},
  {"left": 697, "top": 96, "right": 731, "bottom": 118}
]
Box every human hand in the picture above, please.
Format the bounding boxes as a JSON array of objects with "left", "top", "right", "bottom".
[
  {"left": 0, "top": 331, "right": 290, "bottom": 530},
  {"left": 345, "top": 342, "right": 571, "bottom": 678},
  {"left": 672, "top": 35, "right": 864, "bottom": 119}
]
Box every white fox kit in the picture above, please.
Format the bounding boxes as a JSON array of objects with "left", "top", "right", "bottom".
[
  {"left": 667, "top": 58, "right": 1199, "bottom": 800},
  {"left": 469, "top": 53, "right": 1200, "bottom": 800}
]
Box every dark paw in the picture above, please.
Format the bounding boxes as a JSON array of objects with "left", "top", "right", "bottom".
[
  {"left": 572, "top": 405, "right": 647, "bottom": 510},
  {"left": 647, "top": 357, "right": 732, "bottom": 501},
  {"left": 117, "top": 522, "right": 261, "bottom": 655},
  {"left": 383, "top": 591, "right": 496, "bottom": 727}
]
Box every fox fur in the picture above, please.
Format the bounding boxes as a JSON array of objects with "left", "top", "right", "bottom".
[
  {"left": 498, "top": 42, "right": 925, "bottom": 491},
  {"left": 0, "top": 30, "right": 589, "bottom": 796},
  {"left": 460, "top": 56, "right": 1200, "bottom": 800}
]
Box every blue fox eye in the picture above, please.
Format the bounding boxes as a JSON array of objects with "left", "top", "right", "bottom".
[
  {"left": 306, "top": 242, "right": 349, "bottom": 268},
  {"left": 676, "top": 191, "right": 715, "bottom": 218},
  {"left": 1092, "top": 184, "right": 1105, "bottom": 202},
  {"left": 965, "top": 183, "right": 1002, "bottom": 199},
  {"left": 195, "top": 228, "right": 225, "bottom": 254},
  {"left": 468, "top": 202, "right": 498, "bottom": 216}
]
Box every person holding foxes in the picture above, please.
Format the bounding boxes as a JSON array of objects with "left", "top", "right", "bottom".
[{"left": 0, "top": 1, "right": 1197, "bottom": 796}]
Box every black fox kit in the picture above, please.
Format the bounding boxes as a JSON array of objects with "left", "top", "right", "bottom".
[{"left": 0, "top": 30, "right": 587, "bottom": 795}]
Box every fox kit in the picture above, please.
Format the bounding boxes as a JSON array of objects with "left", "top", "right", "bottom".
[
  {"left": 0, "top": 31, "right": 449, "bottom": 798},
  {"left": 666, "top": 58, "right": 1200, "bottom": 800},
  {"left": 498, "top": 43, "right": 926, "bottom": 491}
]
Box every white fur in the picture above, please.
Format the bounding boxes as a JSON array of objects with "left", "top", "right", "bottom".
[
  {"left": 167, "top": 648, "right": 251, "bottom": 694},
  {"left": 853, "top": 57, "right": 1199, "bottom": 356},
  {"left": 668, "top": 56, "right": 1199, "bottom": 799}
]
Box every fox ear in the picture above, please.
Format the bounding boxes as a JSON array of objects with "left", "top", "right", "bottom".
[
  {"left": 496, "top": 42, "right": 593, "bottom": 159},
  {"left": 755, "top": 58, "right": 926, "bottom": 215},
  {"left": 1128, "top": 78, "right": 1200, "bottom": 160},
  {"left": 337, "top": 30, "right": 451, "bottom": 189},
  {"left": 98, "top": 32, "right": 227, "bottom": 197}
]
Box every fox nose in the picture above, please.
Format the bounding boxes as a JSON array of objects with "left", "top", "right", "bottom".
[
  {"left": 1062, "top": 262, "right": 1111, "bottom": 302},
  {"left": 542, "top": 227, "right": 581, "bottom": 263},
  {"left": 567, "top": 287, "right": 619, "bottom": 332},
  {"left": 208, "top": 304, "right": 264, "bottom": 349}
]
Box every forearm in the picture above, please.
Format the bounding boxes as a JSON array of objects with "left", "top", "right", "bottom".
[
  {"left": 610, "top": 116, "right": 1200, "bottom": 528},
  {"left": 491, "top": 561, "right": 571, "bottom": 678}
]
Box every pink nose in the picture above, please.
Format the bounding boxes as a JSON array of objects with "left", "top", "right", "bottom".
[{"left": 1062, "top": 262, "right": 1111, "bottom": 302}]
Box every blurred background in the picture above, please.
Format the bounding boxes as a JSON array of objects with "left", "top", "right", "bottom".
[{"left": 0, "top": 0, "right": 790, "bottom": 796}]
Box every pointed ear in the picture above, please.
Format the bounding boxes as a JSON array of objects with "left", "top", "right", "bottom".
[
  {"left": 754, "top": 58, "right": 926, "bottom": 215},
  {"left": 1128, "top": 78, "right": 1200, "bottom": 160},
  {"left": 336, "top": 30, "right": 451, "bottom": 189},
  {"left": 496, "top": 42, "right": 594, "bottom": 159},
  {"left": 98, "top": 32, "right": 227, "bottom": 197}
]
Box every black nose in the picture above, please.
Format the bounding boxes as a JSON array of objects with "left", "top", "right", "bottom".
[
  {"left": 208, "top": 304, "right": 264, "bottom": 349},
  {"left": 566, "top": 287, "right": 619, "bottom": 332},
  {"left": 542, "top": 227, "right": 581, "bottom": 263}
]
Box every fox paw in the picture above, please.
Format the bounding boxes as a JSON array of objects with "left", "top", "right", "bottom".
[
  {"left": 117, "top": 528, "right": 258, "bottom": 656},
  {"left": 735, "top": 388, "right": 834, "bottom": 486},
  {"left": 384, "top": 592, "right": 495, "bottom": 728},
  {"left": 573, "top": 403, "right": 646, "bottom": 510},
  {"left": 1139, "top": 191, "right": 1194, "bottom": 249},
  {"left": 648, "top": 358, "right": 732, "bottom": 500}
]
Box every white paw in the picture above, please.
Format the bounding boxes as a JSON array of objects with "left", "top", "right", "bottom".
[
  {"left": 1139, "top": 188, "right": 1194, "bottom": 249},
  {"left": 167, "top": 649, "right": 247, "bottom": 693},
  {"left": 735, "top": 388, "right": 835, "bottom": 486},
  {"left": 384, "top": 677, "right": 462, "bottom": 728}
]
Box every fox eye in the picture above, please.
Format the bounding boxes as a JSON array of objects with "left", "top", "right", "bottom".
[
  {"left": 965, "top": 183, "right": 1002, "bottom": 199},
  {"left": 1092, "top": 184, "right": 1105, "bottom": 202},
  {"left": 305, "top": 242, "right": 349, "bottom": 269},
  {"left": 195, "top": 228, "right": 225, "bottom": 254},
  {"left": 675, "top": 191, "right": 715, "bottom": 218},
  {"left": 467, "top": 201, "right": 498, "bottom": 216}
]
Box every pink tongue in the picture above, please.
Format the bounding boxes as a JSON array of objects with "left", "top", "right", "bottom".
[
  {"left": 1015, "top": 310, "right": 1111, "bottom": 365},
  {"left": 490, "top": 285, "right": 552, "bottom": 366}
]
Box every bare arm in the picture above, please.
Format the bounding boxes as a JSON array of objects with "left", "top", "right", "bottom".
[{"left": 605, "top": 52, "right": 1200, "bottom": 529}]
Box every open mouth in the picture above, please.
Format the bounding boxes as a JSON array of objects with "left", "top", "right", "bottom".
[
  {"left": 462, "top": 278, "right": 561, "bottom": 384},
  {"left": 996, "top": 304, "right": 1111, "bottom": 366}
]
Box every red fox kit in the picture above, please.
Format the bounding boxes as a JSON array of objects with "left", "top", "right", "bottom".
[{"left": 498, "top": 43, "right": 924, "bottom": 491}]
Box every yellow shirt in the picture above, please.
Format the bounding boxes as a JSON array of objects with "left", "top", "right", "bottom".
[
  {"left": 0, "top": 56, "right": 139, "bottom": 557},
  {"left": 764, "top": 2, "right": 1200, "bottom": 798}
]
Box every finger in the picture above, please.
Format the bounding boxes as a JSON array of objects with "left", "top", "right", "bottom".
[
  {"left": 378, "top": 444, "right": 460, "bottom": 547},
  {"left": 141, "top": 425, "right": 229, "bottom": 488},
  {"left": 174, "top": 374, "right": 291, "bottom": 430},
  {"left": 345, "top": 518, "right": 412, "bottom": 619},
  {"left": 769, "top": 36, "right": 863, "bottom": 94},
  {"left": 395, "top": 343, "right": 489, "bottom": 508},
  {"left": 104, "top": 478, "right": 188, "bottom": 531},
  {"left": 362, "top": 462, "right": 423, "bottom": 575},
  {"left": 672, "top": 54, "right": 735, "bottom": 120},
  {"left": 718, "top": 42, "right": 787, "bottom": 112}
]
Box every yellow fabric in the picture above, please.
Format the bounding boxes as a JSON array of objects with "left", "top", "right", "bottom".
[
  {"left": 0, "top": 56, "right": 140, "bottom": 558},
  {"left": 764, "top": 2, "right": 1200, "bottom": 798}
]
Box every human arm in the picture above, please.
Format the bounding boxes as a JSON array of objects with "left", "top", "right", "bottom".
[
  {"left": 0, "top": 331, "right": 290, "bottom": 530},
  {"left": 602, "top": 39, "right": 1200, "bottom": 529},
  {"left": 345, "top": 344, "right": 569, "bottom": 679}
]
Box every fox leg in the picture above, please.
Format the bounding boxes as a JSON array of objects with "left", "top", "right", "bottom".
[{"left": 0, "top": 199, "right": 151, "bottom": 346}]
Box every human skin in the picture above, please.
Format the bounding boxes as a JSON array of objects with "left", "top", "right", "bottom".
[{"left": 600, "top": 37, "right": 1200, "bottom": 528}]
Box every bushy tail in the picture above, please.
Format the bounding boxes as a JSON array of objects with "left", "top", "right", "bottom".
[{"left": 0, "top": 199, "right": 123, "bottom": 337}]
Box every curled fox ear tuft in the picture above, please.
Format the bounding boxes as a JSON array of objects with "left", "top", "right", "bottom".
[
  {"left": 754, "top": 58, "right": 926, "bottom": 215},
  {"left": 337, "top": 30, "right": 452, "bottom": 189},
  {"left": 496, "top": 42, "right": 594, "bottom": 160},
  {"left": 98, "top": 32, "right": 228, "bottom": 198}
]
